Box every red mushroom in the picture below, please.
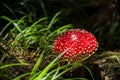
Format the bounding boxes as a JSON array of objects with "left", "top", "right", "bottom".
[{"left": 52, "top": 29, "right": 98, "bottom": 61}]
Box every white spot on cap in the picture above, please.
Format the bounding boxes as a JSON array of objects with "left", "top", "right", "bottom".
[{"left": 71, "top": 34, "right": 77, "bottom": 41}]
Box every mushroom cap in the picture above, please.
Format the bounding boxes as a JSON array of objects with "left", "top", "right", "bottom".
[{"left": 52, "top": 29, "right": 98, "bottom": 61}]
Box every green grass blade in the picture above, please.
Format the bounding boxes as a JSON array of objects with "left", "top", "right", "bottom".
[
  {"left": 17, "top": 15, "right": 27, "bottom": 25},
  {"left": 83, "top": 65, "right": 94, "bottom": 80},
  {"left": 46, "top": 24, "right": 73, "bottom": 40},
  {"left": 2, "top": 3, "right": 17, "bottom": 18},
  {"left": 54, "top": 64, "right": 75, "bottom": 79},
  {"left": 13, "top": 72, "right": 31, "bottom": 80},
  {"left": 0, "top": 56, "right": 5, "bottom": 64},
  {"left": 47, "top": 11, "right": 61, "bottom": 29},
  {"left": 39, "top": 0, "right": 47, "bottom": 17},
  {"left": 56, "top": 24, "right": 73, "bottom": 33},
  {"left": 13, "top": 22, "right": 22, "bottom": 33},
  {"left": 30, "top": 17, "right": 48, "bottom": 27},
  {"left": 0, "top": 21, "right": 13, "bottom": 36},
  {"left": 51, "top": 65, "right": 60, "bottom": 80},
  {"left": 30, "top": 49, "right": 45, "bottom": 77},
  {"left": 0, "top": 63, "right": 26, "bottom": 70},
  {"left": 30, "top": 72, "right": 41, "bottom": 80},
  {"left": 0, "top": 16, "right": 14, "bottom": 22}
]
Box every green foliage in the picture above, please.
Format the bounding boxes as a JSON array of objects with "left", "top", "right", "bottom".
[{"left": 0, "top": 10, "right": 94, "bottom": 80}]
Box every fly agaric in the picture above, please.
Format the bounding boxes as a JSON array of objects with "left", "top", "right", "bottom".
[{"left": 52, "top": 29, "right": 98, "bottom": 61}]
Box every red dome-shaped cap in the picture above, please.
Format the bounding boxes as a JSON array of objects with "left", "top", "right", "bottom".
[{"left": 52, "top": 29, "right": 98, "bottom": 61}]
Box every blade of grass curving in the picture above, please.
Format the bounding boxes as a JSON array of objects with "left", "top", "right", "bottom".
[
  {"left": 0, "top": 55, "right": 5, "bottom": 64},
  {"left": 17, "top": 15, "right": 27, "bottom": 25},
  {"left": 11, "top": 33, "right": 21, "bottom": 46},
  {"left": 83, "top": 65, "right": 94, "bottom": 80},
  {"left": 54, "top": 66, "right": 73, "bottom": 79},
  {"left": 56, "top": 24, "right": 73, "bottom": 33},
  {"left": 38, "top": 28, "right": 48, "bottom": 33},
  {"left": 16, "top": 58, "right": 31, "bottom": 65},
  {"left": 13, "top": 22, "right": 22, "bottom": 33},
  {"left": 51, "top": 64, "right": 60, "bottom": 80},
  {"left": 30, "top": 72, "right": 41, "bottom": 80},
  {"left": 13, "top": 72, "right": 31, "bottom": 80},
  {"left": 0, "top": 21, "right": 13, "bottom": 36},
  {"left": 0, "top": 16, "right": 14, "bottom": 22},
  {"left": 0, "top": 63, "right": 27, "bottom": 70},
  {"left": 3, "top": 33, "right": 9, "bottom": 40},
  {"left": 12, "top": 22, "right": 25, "bottom": 45},
  {"left": 39, "top": 0, "right": 47, "bottom": 17},
  {"left": 30, "top": 49, "right": 45, "bottom": 77},
  {"left": 30, "top": 17, "right": 47, "bottom": 27},
  {"left": 2, "top": 3, "right": 17, "bottom": 18},
  {"left": 47, "top": 11, "right": 61, "bottom": 29},
  {"left": 46, "top": 24, "right": 73, "bottom": 40}
]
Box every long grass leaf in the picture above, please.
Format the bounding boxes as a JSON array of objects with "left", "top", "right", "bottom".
[
  {"left": 83, "top": 65, "right": 94, "bottom": 80},
  {"left": 0, "top": 63, "right": 26, "bottom": 70},
  {"left": 17, "top": 15, "right": 27, "bottom": 25},
  {"left": 13, "top": 22, "right": 22, "bottom": 33},
  {"left": 2, "top": 3, "right": 17, "bottom": 18},
  {"left": 51, "top": 65, "right": 60, "bottom": 80},
  {"left": 54, "top": 64, "right": 74, "bottom": 79},
  {"left": 0, "top": 16, "right": 14, "bottom": 22},
  {"left": 30, "top": 17, "right": 47, "bottom": 27},
  {"left": 39, "top": 0, "right": 47, "bottom": 17},
  {"left": 47, "top": 11, "right": 61, "bottom": 29},
  {"left": 30, "top": 49, "right": 45, "bottom": 77},
  {"left": 30, "top": 72, "right": 41, "bottom": 80},
  {"left": 0, "top": 55, "right": 5, "bottom": 64},
  {"left": 0, "top": 21, "right": 13, "bottom": 36},
  {"left": 13, "top": 72, "right": 31, "bottom": 80}
]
